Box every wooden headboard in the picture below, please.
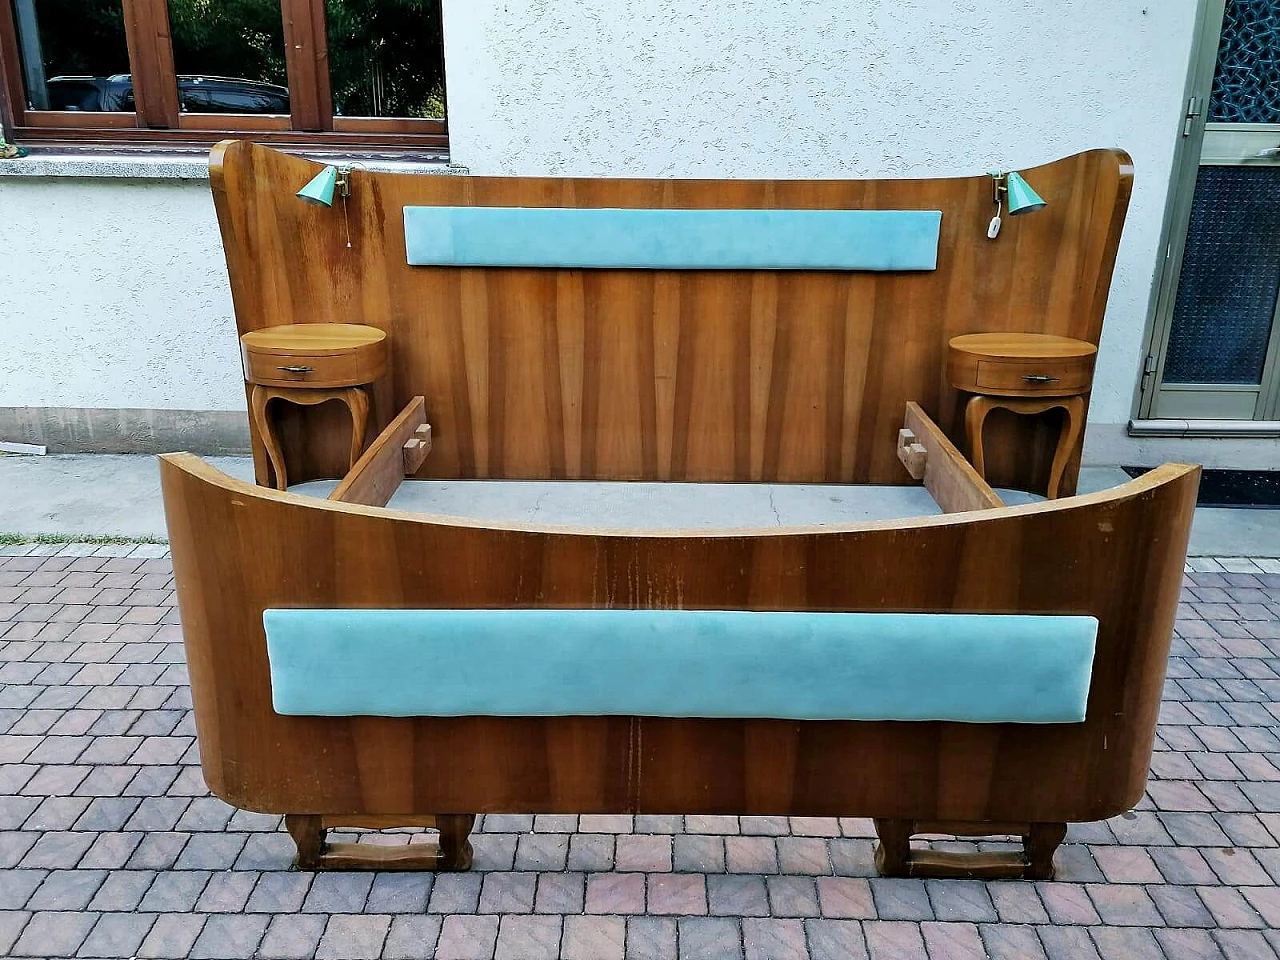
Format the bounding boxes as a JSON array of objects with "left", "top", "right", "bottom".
[{"left": 210, "top": 141, "right": 1132, "bottom": 490}]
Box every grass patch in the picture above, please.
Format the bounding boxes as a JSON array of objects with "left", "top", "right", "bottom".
[{"left": 0, "top": 533, "right": 168, "bottom": 546}]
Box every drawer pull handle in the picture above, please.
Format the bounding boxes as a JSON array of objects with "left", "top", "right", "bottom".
[
  {"left": 278, "top": 365, "right": 314, "bottom": 374},
  {"left": 1022, "top": 374, "right": 1060, "bottom": 383}
]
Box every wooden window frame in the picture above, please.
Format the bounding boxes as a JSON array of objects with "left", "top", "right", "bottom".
[{"left": 0, "top": 0, "right": 446, "bottom": 153}]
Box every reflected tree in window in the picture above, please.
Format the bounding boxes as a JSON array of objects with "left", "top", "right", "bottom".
[
  {"left": 10, "top": 0, "right": 446, "bottom": 124},
  {"left": 23, "top": 0, "right": 128, "bottom": 77},
  {"left": 326, "top": 0, "right": 445, "bottom": 118},
  {"left": 168, "top": 0, "right": 288, "bottom": 86}
]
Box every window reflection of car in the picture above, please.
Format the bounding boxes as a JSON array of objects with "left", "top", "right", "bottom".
[{"left": 45, "top": 75, "right": 290, "bottom": 114}]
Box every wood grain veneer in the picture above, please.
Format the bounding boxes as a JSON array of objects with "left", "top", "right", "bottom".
[
  {"left": 184, "top": 142, "right": 1180, "bottom": 877},
  {"left": 208, "top": 142, "right": 1133, "bottom": 496},
  {"left": 161, "top": 453, "right": 1197, "bottom": 827}
]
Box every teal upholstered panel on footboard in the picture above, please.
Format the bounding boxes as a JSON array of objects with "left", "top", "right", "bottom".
[
  {"left": 403, "top": 207, "right": 942, "bottom": 271},
  {"left": 264, "top": 610, "right": 1096, "bottom": 723}
]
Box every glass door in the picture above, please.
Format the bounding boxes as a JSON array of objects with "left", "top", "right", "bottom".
[{"left": 1145, "top": 0, "right": 1280, "bottom": 420}]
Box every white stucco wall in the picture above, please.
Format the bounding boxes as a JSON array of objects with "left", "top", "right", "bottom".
[
  {"left": 441, "top": 0, "right": 1200, "bottom": 431},
  {"left": 2, "top": 0, "right": 1202, "bottom": 447},
  {"left": 0, "top": 177, "right": 242, "bottom": 410}
]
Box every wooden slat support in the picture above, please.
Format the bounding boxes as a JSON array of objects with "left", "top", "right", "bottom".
[
  {"left": 874, "top": 818, "right": 1065, "bottom": 880},
  {"left": 900, "top": 402, "right": 1003, "bottom": 513},
  {"left": 329, "top": 397, "right": 430, "bottom": 507},
  {"left": 286, "top": 813, "right": 474, "bottom": 871}
]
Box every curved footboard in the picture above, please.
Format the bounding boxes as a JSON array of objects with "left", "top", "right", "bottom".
[{"left": 160, "top": 455, "right": 1197, "bottom": 864}]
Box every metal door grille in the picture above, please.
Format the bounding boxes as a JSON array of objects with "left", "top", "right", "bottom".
[{"left": 1165, "top": 165, "right": 1280, "bottom": 384}]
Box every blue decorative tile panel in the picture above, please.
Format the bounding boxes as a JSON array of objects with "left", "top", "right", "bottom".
[
  {"left": 1211, "top": 0, "right": 1280, "bottom": 123},
  {"left": 1165, "top": 166, "right": 1280, "bottom": 384}
]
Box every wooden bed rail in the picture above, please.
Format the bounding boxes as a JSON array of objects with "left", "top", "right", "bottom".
[
  {"left": 898, "top": 402, "right": 1003, "bottom": 512},
  {"left": 329, "top": 397, "right": 432, "bottom": 507}
]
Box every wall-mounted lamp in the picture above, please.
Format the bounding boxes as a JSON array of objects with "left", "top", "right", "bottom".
[
  {"left": 296, "top": 165, "right": 345, "bottom": 207},
  {"left": 296, "top": 164, "right": 361, "bottom": 247},
  {"left": 987, "top": 170, "right": 1046, "bottom": 239}
]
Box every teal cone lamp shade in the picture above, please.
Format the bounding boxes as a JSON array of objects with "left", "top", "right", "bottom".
[
  {"left": 1005, "top": 171, "right": 1046, "bottom": 215},
  {"left": 297, "top": 165, "right": 339, "bottom": 207}
]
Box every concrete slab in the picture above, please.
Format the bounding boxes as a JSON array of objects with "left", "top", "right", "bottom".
[
  {"left": 0, "top": 453, "right": 253, "bottom": 539},
  {"left": 0, "top": 453, "right": 1275, "bottom": 556}
]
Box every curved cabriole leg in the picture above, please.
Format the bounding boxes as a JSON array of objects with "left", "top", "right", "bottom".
[
  {"left": 1045, "top": 395, "right": 1086, "bottom": 499},
  {"left": 436, "top": 814, "right": 476, "bottom": 871},
  {"left": 285, "top": 814, "right": 325, "bottom": 869},
  {"left": 963, "top": 395, "right": 994, "bottom": 479},
  {"left": 872, "top": 818, "right": 912, "bottom": 877},
  {"left": 342, "top": 386, "right": 371, "bottom": 468},
  {"left": 1024, "top": 821, "right": 1068, "bottom": 880},
  {"left": 250, "top": 385, "right": 289, "bottom": 491}
]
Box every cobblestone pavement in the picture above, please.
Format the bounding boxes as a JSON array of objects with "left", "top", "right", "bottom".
[{"left": 1, "top": 544, "right": 1279, "bottom": 959}]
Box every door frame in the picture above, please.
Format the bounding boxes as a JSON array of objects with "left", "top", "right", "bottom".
[{"left": 1136, "top": 0, "right": 1280, "bottom": 423}]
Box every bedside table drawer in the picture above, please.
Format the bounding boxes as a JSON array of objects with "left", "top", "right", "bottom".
[
  {"left": 242, "top": 348, "right": 383, "bottom": 388},
  {"left": 240, "top": 323, "right": 389, "bottom": 389},
  {"left": 974, "top": 359, "right": 1093, "bottom": 396}
]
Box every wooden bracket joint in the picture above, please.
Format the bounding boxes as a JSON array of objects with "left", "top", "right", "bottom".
[
  {"left": 402, "top": 424, "right": 433, "bottom": 474},
  {"left": 897, "top": 428, "right": 928, "bottom": 480}
]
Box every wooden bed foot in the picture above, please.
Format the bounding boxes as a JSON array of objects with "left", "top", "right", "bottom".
[
  {"left": 874, "top": 818, "right": 1066, "bottom": 880},
  {"left": 285, "top": 814, "right": 475, "bottom": 871}
]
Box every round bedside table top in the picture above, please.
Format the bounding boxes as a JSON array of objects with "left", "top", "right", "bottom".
[
  {"left": 948, "top": 332, "right": 1096, "bottom": 361},
  {"left": 240, "top": 323, "right": 386, "bottom": 356},
  {"left": 947, "top": 332, "right": 1097, "bottom": 398}
]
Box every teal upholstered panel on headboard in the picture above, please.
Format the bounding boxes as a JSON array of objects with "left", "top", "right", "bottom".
[
  {"left": 265, "top": 609, "right": 1096, "bottom": 723},
  {"left": 403, "top": 207, "right": 942, "bottom": 271}
]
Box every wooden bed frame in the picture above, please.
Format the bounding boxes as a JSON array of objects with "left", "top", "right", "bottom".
[
  {"left": 159, "top": 142, "right": 1199, "bottom": 880},
  {"left": 161, "top": 420, "right": 1196, "bottom": 879}
]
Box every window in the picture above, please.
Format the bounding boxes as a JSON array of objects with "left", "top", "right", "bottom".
[{"left": 0, "top": 0, "right": 446, "bottom": 153}]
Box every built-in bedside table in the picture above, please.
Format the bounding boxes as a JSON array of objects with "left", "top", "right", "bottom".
[
  {"left": 948, "top": 332, "right": 1097, "bottom": 499},
  {"left": 240, "top": 323, "right": 388, "bottom": 491}
]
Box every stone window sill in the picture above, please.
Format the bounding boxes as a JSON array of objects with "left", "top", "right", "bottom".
[{"left": 0, "top": 147, "right": 466, "bottom": 180}]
